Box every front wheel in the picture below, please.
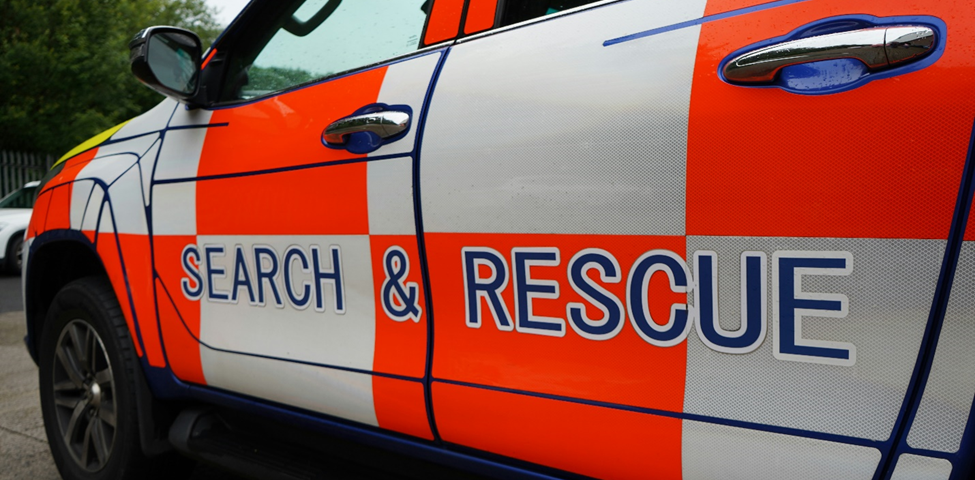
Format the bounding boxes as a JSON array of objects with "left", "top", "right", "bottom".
[{"left": 38, "top": 277, "right": 186, "bottom": 479}]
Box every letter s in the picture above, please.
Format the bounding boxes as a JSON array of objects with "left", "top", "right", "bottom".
[{"left": 181, "top": 244, "right": 204, "bottom": 300}]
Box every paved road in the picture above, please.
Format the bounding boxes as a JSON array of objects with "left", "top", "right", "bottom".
[
  {"left": 0, "top": 273, "right": 243, "bottom": 480},
  {"left": 0, "top": 309, "right": 57, "bottom": 479},
  {"left": 0, "top": 310, "right": 246, "bottom": 480},
  {"left": 0, "top": 274, "right": 482, "bottom": 480},
  {"left": 0, "top": 273, "right": 23, "bottom": 314}
]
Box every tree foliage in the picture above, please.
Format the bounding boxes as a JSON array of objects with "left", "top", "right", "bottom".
[
  {"left": 245, "top": 66, "right": 317, "bottom": 97},
  {"left": 0, "top": 0, "right": 222, "bottom": 155}
]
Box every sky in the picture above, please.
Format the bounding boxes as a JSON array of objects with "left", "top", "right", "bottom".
[{"left": 205, "top": 0, "right": 251, "bottom": 27}]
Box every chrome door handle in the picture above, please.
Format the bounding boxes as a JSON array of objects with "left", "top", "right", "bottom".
[
  {"left": 724, "top": 26, "right": 936, "bottom": 84},
  {"left": 322, "top": 111, "right": 410, "bottom": 146}
]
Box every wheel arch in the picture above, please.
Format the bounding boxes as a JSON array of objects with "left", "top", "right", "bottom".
[
  {"left": 26, "top": 230, "right": 183, "bottom": 459},
  {"left": 24, "top": 231, "right": 108, "bottom": 364}
]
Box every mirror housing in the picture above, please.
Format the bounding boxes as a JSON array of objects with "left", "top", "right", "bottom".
[{"left": 129, "top": 26, "right": 203, "bottom": 103}]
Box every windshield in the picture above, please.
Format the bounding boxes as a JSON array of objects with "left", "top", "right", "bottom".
[{"left": 0, "top": 186, "right": 37, "bottom": 209}]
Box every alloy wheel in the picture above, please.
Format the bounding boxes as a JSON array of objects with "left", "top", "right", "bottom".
[{"left": 51, "top": 320, "right": 116, "bottom": 472}]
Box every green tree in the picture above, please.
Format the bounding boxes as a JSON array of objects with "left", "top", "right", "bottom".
[{"left": 0, "top": 0, "right": 222, "bottom": 156}]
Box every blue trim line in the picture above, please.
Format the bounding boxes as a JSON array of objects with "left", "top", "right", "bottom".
[
  {"left": 184, "top": 383, "right": 566, "bottom": 480},
  {"left": 412, "top": 48, "right": 450, "bottom": 445},
  {"left": 442, "top": 442, "right": 594, "bottom": 480},
  {"left": 950, "top": 391, "right": 975, "bottom": 480},
  {"left": 152, "top": 152, "right": 412, "bottom": 185},
  {"left": 206, "top": 49, "right": 444, "bottom": 110},
  {"left": 91, "top": 198, "right": 105, "bottom": 248},
  {"left": 153, "top": 279, "right": 422, "bottom": 384},
  {"left": 879, "top": 119, "right": 975, "bottom": 480},
  {"left": 142, "top": 115, "right": 194, "bottom": 399},
  {"left": 167, "top": 122, "right": 229, "bottom": 131},
  {"left": 78, "top": 181, "right": 97, "bottom": 231},
  {"left": 25, "top": 190, "right": 151, "bottom": 361},
  {"left": 433, "top": 378, "right": 885, "bottom": 450},
  {"left": 25, "top": 228, "right": 107, "bottom": 360},
  {"left": 104, "top": 122, "right": 227, "bottom": 147},
  {"left": 603, "top": 0, "right": 810, "bottom": 47},
  {"left": 102, "top": 199, "right": 150, "bottom": 360}
]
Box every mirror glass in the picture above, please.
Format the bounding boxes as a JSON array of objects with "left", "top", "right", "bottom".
[{"left": 147, "top": 32, "right": 201, "bottom": 95}]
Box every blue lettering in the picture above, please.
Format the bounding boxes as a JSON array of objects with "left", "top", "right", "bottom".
[
  {"left": 462, "top": 247, "right": 512, "bottom": 330},
  {"left": 566, "top": 249, "right": 624, "bottom": 340},
  {"left": 513, "top": 248, "right": 564, "bottom": 336},
  {"left": 773, "top": 252, "right": 855, "bottom": 366},
  {"left": 694, "top": 251, "right": 767, "bottom": 354},
  {"left": 627, "top": 250, "right": 691, "bottom": 347},
  {"left": 254, "top": 246, "right": 283, "bottom": 307},
  {"left": 283, "top": 247, "right": 312, "bottom": 309},
  {"left": 204, "top": 245, "right": 229, "bottom": 301},
  {"left": 231, "top": 245, "right": 256, "bottom": 304},
  {"left": 381, "top": 246, "right": 422, "bottom": 322},
  {"left": 311, "top": 245, "right": 345, "bottom": 313},
  {"left": 181, "top": 245, "right": 204, "bottom": 299}
]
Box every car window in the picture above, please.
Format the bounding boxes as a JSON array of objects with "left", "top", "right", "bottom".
[
  {"left": 500, "top": 0, "right": 603, "bottom": 27},
  {"left": 221, "top": 0, "right": 429, "bottom": 101},
  {"left": 0, "top": 186, "right": 37, "bottom": 209}
]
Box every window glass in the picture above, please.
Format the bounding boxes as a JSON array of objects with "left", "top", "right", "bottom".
[
  {"left": 500, "top": 0, "right": 600, "bottom": 26},
  {"left": 0, "top": 186, "right": 37, "bottom": 209},
  {"left": 225, "top": 0, "right": 429, "bottom": 101}
]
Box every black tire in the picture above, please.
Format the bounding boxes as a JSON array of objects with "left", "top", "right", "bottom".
[
  {"left": 5, "top": 232, "right": 23, "bottom": 274},
  {"left": 38, "top": 277, "right": 191, "bottom": 480}
]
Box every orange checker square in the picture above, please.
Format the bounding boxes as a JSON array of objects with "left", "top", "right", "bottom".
[
  {"left": 44, "top": 183, "right": 72, "bottom": 232},
  {"left": 195, "top": 162, "right": 370, "bottom": 236},
  {"left": 198, "top": 66, "right": 386, "bottom": 178},
  {"left": 116, "top": 234, "right": 166, "bottom": 368},
  {"left": 51, "top": 148, "right": 98, "bottom": 187},
  {"left": 424, "top": 0, "right": 464, "bottom": 45},
  {"left": 28, "top": 148, "right": 99, "bottom": 240},
  {"left": 432, "top": 381, "right": 682, "bottom": 480},
  {"left": 464, "top": 0, "right": 497, "bottom": 35},
  {"left": 370, "top": 235, "right": 428, "bottom": 379},
  {"left": 27, "top": 189, "right": 52, "bottom": 239},
  {"left": 153, "top": 235, "right": 205, "bottom": 384},
  {"left": 702, "top": 0, "right": 773, "bottom": 16},
  {"left": 425, "top": 232, "right": 688, "bottom": 414},
  {"left": 373, "top": 377, "right": 433, "bottom": 441},
  {"left": 96, "top": 233, "right": 144, "bottom": 358},
  {"left": 686, "top": 0, "right": 975, "bottom": 240}
]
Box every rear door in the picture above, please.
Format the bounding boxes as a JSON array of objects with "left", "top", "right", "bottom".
[
  {"left": 420, "top": 0, "right": 975, "bottom": 478},
  {"left": 150, "top": 0, "right": 439, "bottom": 440}
]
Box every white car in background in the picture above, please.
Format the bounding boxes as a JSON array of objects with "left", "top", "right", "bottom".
[{"left": 0, "top": 181, "right": 39, "bottom": 273}]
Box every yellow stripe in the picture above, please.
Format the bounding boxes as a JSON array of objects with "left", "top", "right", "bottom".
[{"left": 54, "top": 120, "right": 132, "bottom": 168}]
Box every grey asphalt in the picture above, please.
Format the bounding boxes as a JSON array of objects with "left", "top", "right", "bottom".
[
  {"left": 0, "top": 309, "right": 60, "bottom": 480},
  {"left": 0, "top": 274, "right": 480, "bottom": 480},
  {"left": 0, "top": 274, "right": 242, "bottom": 480},
  {"left": 0, "top": 273, "right": 23, "bottom": 314}
]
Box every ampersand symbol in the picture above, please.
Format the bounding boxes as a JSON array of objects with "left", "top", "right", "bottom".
[{"left": 381, "top": 246, "right": 422, "bottom": 322}]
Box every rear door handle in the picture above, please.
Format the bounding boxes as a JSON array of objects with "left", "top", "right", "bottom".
[
  {"left": 322, "top": 110, "right": 410, "bottom": 146},
  {"left": 723, "top": 26, "right": 936, "bottom": 84}
]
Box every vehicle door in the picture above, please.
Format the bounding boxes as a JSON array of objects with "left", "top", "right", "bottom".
[
  {"left": 420, "top": 0, "right": 975, "bottom": 478},
  {"left": 149, "top": 0, "right": 440, "bottom": 440}
]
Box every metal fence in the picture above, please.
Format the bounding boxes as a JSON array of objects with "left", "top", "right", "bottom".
[{"left": 0, "top": 151, "right": 55, "bottom": 198}]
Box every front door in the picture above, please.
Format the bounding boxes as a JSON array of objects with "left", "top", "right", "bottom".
[{"left": 151, "top": 0, "right": 439, "bottom": 440}]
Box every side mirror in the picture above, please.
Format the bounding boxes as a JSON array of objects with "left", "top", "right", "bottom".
[{"left": 129, "top": 26, "right": 202, "bottom": 102}]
